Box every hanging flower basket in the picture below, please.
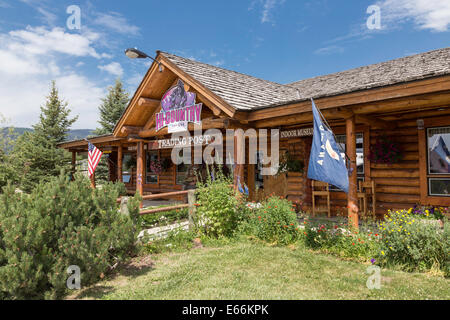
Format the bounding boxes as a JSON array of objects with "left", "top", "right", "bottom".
[
  {"left": 150, "top": 159, "right": 163, "bottom": 174},
  {"left": 368, "top": 136, "right": 402, "bottom": 164}
]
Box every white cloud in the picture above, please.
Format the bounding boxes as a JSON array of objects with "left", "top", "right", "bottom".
[
  {"left": 248, "top": 0, "right": 285, "bottom": 24},
  {"left": 376, "top": 0, "right": 450, "bottom": 32},
  {"left": 3, "top": 26, "right": 104, "bottom": 59},
  {"left": 314, "top": 45, "right": 345, "bottom": 55},
  {"left": 0, "top": 26, "right": 109, "bottom": 129},
  {"left": 94, "top": 12, "right": 140, "bottom": 36},
  {"left": 98, "top": 62, "right": 124, "bottom": 77},
  {"left": 209, "top": 60, "right": 225, "bottom": 67},
  {"left": 261, "top": 0, "right": 285, "bottom": 23},
  {"left": 0, "top": 72, "right": 105, "bottom": 129},
  {"left": 36, "top": 7, "right": 57, "bottom": 26}
]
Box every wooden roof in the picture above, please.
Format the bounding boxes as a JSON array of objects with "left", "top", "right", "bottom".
[
  {"left": 160, "top": 52, "right": 299, "bottom": 111},
  {"left": 160, "top": 47, "right": 450, "bottom": 111},
  {"left": 57, "top": 134, "right": 124, "bottom": 151},
  {"left": 287, "top": 47, "right": 450, "bottom": 103}
]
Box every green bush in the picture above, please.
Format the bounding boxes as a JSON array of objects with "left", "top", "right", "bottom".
[
  {"left": 0, "top": 173, "right": 141, "bottom": 299},
  {"left": 240, "top": 196, "right": 301, "bottom": 245},
  {"left": 378, "top": 210, "right": 449, "bottom": 275},
  {"left": 303, "top": 219, "right": 381, "bottom": 261},
  {"left": 194, "top": 168, "right": 241, "bottom": 237}
]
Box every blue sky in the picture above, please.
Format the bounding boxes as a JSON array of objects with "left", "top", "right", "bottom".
[{"left": 0, "top": 0, "right": 449, "bottom": 129}]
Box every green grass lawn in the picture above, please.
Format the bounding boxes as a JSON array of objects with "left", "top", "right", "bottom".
[{"left": 67, "top": 239, "right": 449, "bottom": 300}]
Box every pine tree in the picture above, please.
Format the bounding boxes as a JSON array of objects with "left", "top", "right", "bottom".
[
  {"left": 9, "top": 81, "right": 77, "bottom": 192},
  {"left": 93, "top": 78, "right": 129, "bottom": 135},
  {"left": 33, "top": 81, "right": 78, "bottom": 145},
  {"left": 93, "top": 79, "right": 130, "bottom": 183},
  {"left": 0, "top": 116, "right": 16, "bottom": 190}
]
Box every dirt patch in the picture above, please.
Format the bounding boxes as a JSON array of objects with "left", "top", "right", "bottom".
[{"left": 127, "top": 255, "right": 155, "bottom": 270}]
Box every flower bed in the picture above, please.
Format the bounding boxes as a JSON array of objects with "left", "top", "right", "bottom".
[{"left": 377, "top": 209, "right": 449, "bottom": 275}]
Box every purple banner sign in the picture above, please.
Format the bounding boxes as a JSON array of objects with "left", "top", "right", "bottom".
[{"left": 155, "top": 79, "right": 202, "bottom": 133}]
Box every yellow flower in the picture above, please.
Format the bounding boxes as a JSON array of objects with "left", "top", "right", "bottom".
[{"left": 381, "top": 251, "right": 385, "bottom": 255}]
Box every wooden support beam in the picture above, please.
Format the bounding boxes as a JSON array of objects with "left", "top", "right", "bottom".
[
  {"left": 346, "top": 115, "right": 359, "bottom": 229},
  {"left": 136, "top": 141, "right": 144, "bottom": 207},
  {"left": 355, "top": 114, "right": 394, "bottom": 129},
  {"left": 71, "top": 151, "right": 76, "bottom": 181},
  {"left": 121, "top": 125, "right": 143, "bottom": 135},
  {"left": 233, "top": 130, "right": 245, "bottom": 191},
  {"left": 137, "top": 97, "right": 160, "bottom": 108},
  {"left": 117, "top": 145, "right": 123, "bottom": 183}
]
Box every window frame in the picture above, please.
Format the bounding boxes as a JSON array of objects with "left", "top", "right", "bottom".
[
  {"left": 418, "top": 116, "right": 450, "bottom": 206},
  {"left": 424, "top": 125, "right": 450, "bottom": 197}
]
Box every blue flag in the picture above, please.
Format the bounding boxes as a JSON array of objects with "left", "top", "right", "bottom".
[{"left": 307, "top": 99, "right": 349, "bottom": 193}]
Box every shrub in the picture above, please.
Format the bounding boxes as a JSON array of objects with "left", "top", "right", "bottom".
[
  {"left": 377, "top": 210, "right": 449, "bottom": 275},
  {"left": 303, "top": 219, "right": 381, "bottom": 261},
  {"left": 0, "top": 173, "right": 141, "bottom": 299},
  {"left": 241, "top": 196, "right": 301, "bottom": 245},
  {"left": 194, "top": 168, "right": 240, "bottom": 237}
]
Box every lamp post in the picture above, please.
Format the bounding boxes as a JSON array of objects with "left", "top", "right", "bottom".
[{"left": 125, "top": 48, "right": 163, "bottom": 72}]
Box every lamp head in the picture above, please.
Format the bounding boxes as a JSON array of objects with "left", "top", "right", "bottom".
[{"left": 125, "top": 48, "right": 149, "bottom": 59}]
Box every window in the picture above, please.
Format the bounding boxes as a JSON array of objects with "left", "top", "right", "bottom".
[
  {"left": 426, "top": 126, "right": 450, "bottom": 196},
  {"left": 146, "top": 151, "right": 158, "bottom": 184},
  {"left": 122, "top": 153, "right": 135, "bottom": 183},
  {"left": 331, "top": 133, "right": 365, "bottom": 191},
  {"left": 255, "top": 151, "right": 264, "bottom": 189},
  {"left": 176, "top": 149, "right": 189, "bottom": 185}
]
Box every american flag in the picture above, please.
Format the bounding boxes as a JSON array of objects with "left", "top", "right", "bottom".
[{"left": 88, "top": 141, "right": 103, "bottom": 177}]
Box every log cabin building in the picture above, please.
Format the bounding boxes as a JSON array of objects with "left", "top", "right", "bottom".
[{"left": 58, "top": 47, "right": 450, "bottom": 218}]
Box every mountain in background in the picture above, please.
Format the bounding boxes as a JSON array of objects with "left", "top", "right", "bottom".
[{"left": 1, "top": 127, "right": 95, "bottom": 142}]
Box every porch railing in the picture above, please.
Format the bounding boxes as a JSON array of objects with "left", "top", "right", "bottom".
[{"left": 118, "top": 189, "right": 197, "bottom": 230}]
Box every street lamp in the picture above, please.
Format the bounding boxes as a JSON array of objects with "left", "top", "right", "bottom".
[{"left": 125, "top": 48, "right": 163, "bottom": 72}]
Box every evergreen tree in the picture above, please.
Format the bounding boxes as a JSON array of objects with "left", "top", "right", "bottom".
[
  {"left": 33, "top": 81, "right": 78, "bottom": 145},
  {"left": 93, "top": 78, "right": 129, "bottom": 135},
  {"left": 93, "top": 79, "right": 130, "bottom": 183},
  {"left": 9, "top": 81, "right": 77, "bottom": 192},
  {"left": 0, "top": 115, "right": 16, "bottom": 190}
]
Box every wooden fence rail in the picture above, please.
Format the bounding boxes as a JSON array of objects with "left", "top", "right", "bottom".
[{"left": 118, "top": 189, "right": 197, "bottom": 230}]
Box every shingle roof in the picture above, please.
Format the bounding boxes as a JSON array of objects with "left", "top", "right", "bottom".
[
  {"left": 160, "top": 52, "right": 298, "bottom": 111},
  {"left": 287, "top": 47, "right": 450, "bottom": 101},
  {"left": 160, "top": 47, "right": 450, "bottom": 111}
]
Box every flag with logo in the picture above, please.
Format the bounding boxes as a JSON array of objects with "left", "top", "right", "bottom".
[
  {"left": 88, "top": 141, "right": 103, "bottom": 177},
  {"left": 307, "top": 99, "right": 349, "bottom": 193}
]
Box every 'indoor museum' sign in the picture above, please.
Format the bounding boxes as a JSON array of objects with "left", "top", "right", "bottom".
[{"left": 155, "top": 80, "right": 202, "bottom": 133}]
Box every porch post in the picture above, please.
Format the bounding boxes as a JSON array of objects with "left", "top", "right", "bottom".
[
  {"left": 346, "top": 115, "right": 359, "bottom": 229},
  {"left": 136, "top": 141, "right": 144, "bottom": 207},
  {"left": 117, "top": 144, "right": 123, "bottom": 183},
  {"left": 71, "top": 150, "right": 76, "bottom": 181},
  {"left": 233, "top": 130, "right": 245, "bottom": 191}
]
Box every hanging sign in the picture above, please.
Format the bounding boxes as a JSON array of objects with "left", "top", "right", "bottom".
[{"left": 155, "top": 79, "right": 202, "bottom": 133}]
